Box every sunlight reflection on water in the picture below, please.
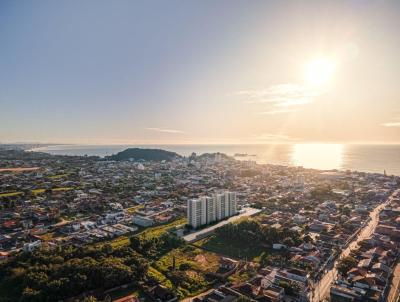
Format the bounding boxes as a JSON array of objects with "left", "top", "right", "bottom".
[{"left": 291, "top": 143, "right": 344, "bottom": 170}]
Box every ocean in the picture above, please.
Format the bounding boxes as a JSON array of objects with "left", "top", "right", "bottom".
[{"left": 31, "top": 144, "right": 400, "bottom": 176}]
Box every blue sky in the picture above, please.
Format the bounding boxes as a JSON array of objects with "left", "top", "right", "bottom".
[{"left": 1, "top": 0, "right": 400, "bottom": 144}]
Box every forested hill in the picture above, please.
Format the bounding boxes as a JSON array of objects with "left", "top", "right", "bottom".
[{"left": 105, "top": 148, "right": 181, "bottom": 161}]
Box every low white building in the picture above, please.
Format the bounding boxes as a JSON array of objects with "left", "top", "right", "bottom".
[
  {"left": 133, "top": 215, "right": 154, "bottom": 227},
  {"left": 23, "top": 240, "right": 42, "bottom": 253}
]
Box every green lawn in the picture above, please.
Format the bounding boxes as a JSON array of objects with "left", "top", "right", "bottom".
[{"left": 195, "top": 235, "right": 266, "bottom": 261}]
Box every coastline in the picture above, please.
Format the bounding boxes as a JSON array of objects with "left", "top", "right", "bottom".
[{"left": 27, "top": 143, "right": 400, "bottom": 176}]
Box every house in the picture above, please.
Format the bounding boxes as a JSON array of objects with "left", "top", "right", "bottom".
[
  {"left": 371, "top": 262, "right": 391, "bottom": 274},
  {"left": 347, "top": 267, "right": 368, "bottom": 279},
  {"left": 113, "top": 295, "right": 140, "bottom": 302},
  {"left": 220, "top": 257, "right": 239, "bottom": 270},
  {"left": 357, "top": 258, "right": 372, "bottom": 269},
  {"left": 352, "top": 274, "right": 385, "bottom": 290},
  {"left": 147, "top": 285, "right": 177, "bottom": 302},
  {"left": 23, "top": 240, "right": 42, "bottom": 253},
  {"left": 293, "top": 214, "right": 306, "bottom": 224},
  {"left": 278, "top": 268, "right": 309, "bottom": 284},
  {"left": 272, "top": 243, "right": 286, "bottom": 250},
  {"left": 132, "top": 215, "right": 154, "bottom": 227},
  {"left": 330, "top": 285, "right": 363, "bottom": 302},
  {"left": 0, "top": 251, "right": 10, "bottom": 260},
  {"left": 194, "top": 286, "right": 240, "bottom": 302}
]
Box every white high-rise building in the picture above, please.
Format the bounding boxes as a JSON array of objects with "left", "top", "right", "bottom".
[
  {"left": 187, "top": 197, "right": 207, "bottom": 228},
  {"left": 205, "top": 196, "right": 217, "bottom": 224},
  {"left": 215, "top": 192, "right": 237, "bottom": 219},
  {"left": 187, "top": 191, "right": 237, "bottom": 228},
  {"left": 226, "top": 191, "right": 237, "bottom": 216}
]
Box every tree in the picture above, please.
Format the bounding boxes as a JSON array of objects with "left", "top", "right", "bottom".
[
  {"left": 337, "top": 256, "right": 358, "bottom": 275},
  {"left": 303, "top": 234, "right": 313, "bottom": 244},
  {"left": 236, "top": 296, "right": 253, "bottom": 302},
  {"left": 282, "top": 237, "right": 295, "bottom": 247},
  {"left": 279, "top": 280, "right": 301, "bottom": 296},
  {"left": 82, "top": 296, "right": 98, "bottom": 302}
]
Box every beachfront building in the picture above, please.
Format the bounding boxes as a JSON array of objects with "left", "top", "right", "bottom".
[{"left": 187, "top": 191, "right": 237, "bottom": 228}]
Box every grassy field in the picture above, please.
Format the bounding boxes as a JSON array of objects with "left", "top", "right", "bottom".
[
  {"left": 0, "top": 191, "right": 23, "bottom": 197},
  {"left": 94, "top": 217, "right": 187, "bottom": 250},
  {"left": 195, "top": 235, "right": 266, "bottom": 261},
  {"left": 152, "top": 245, "right": 220, "bottom": 298},
  {"left": 138, "top": 217, "right": 187, "bottom": 238},
  {"left": 31, "top": 187, "right": 73, "bottom": 195},
  {"left": 110, "top": 236, "right": 130, "bottom": 248},
  {"left": 125, "top": 204, "right": 145, "bottom": 214},
  {"left": 108, "top": 286, "right": 149, "bottom": 302},
  {"left": 155, "top": 245, "right": 220, "bottom": 273}
]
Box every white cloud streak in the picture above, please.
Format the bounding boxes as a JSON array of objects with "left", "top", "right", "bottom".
[
  {"left": 250, "top": 133, "right": 297, "bottom": 141},
  {"left": 258, "top": 108, "right": 299, "bottom": 115},
  {"left": 236, "top": 83, "right": 320, "bottom": 108},
  {"left": 146, "top": 127, "right": 185, "bottom": 134},
  {"left": 381, "top": 122, "right": 400, "bottom": 127}
]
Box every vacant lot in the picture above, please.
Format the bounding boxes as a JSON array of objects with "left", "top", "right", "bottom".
[
  {"left": 155, "top": 245, "right": 220, "bottom": 273},
  {"left": 195, "top": 235, "right": 265, "bottom": 261},
  {"left": 152, "top": 245, "right": 221, "bottom": 298}
]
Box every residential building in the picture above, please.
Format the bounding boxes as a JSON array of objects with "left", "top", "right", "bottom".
[
  {"left": 187, "top": 191, "right": 237, "bottom": 228},
  {"left": 132, "top": 215, "right": 154, "bottom": 227}
]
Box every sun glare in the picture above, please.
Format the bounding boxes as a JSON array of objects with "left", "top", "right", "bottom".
[{"left": 304, "top": 58, "right": 335, "bottom": 87}]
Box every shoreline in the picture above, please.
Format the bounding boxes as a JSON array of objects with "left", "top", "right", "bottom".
[{"left": 25, "top": 144, "right": 400, "bottom": 177}]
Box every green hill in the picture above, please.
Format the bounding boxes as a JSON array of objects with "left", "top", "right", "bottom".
[{"left": 106, "top": 148, "right": 181, "bottom": 162}]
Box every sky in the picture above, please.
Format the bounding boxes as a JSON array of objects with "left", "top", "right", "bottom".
[{"left": 1, "top": 0, "right": 400, "bottom": 144}]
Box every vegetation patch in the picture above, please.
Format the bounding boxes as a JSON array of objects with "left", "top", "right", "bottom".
[
  {"left": 195, "top": 217, "right": 302, "bottom": 261},
  {"left": 0, "top": 191, "right": 24, "bottom": 198},
  {"left": 137, "top": 217, "right": 186, "bottom": 238},
  {"left": 196, "top": 236, "right": 265, "bottom": 260},
  {"left": 151, "top": 245, "right": 220, "bottom": 298}
]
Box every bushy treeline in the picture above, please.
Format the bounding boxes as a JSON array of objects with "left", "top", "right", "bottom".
[
  {"left": 0, "top": 244, "right": 148, "bottom": 302},
  {"left": 130, "top": 232, "right": 185, "bottom": 259},
  {"left": 0, "top": 231, "right": 185, "bottom": 302},
  {"left": 215, "top": 218, "right": 301, "bottom": 247}
]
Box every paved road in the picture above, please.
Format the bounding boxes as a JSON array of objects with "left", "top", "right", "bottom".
[
  {"left": 311, "top": 190, "right": 398, "bottom": 302},
  {"left": 182, "top": 207, "right": 261, "bottom": 242},
  {"left": 387, "top": 261, "right": 400, "bottom": 302}
]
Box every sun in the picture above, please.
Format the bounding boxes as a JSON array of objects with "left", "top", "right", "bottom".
[{"left": 304, "top": 58, "right": 335, "bottom": 87}]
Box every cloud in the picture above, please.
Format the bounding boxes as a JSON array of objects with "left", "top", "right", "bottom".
[
  {"left": 250, "top": 133, "right": 297, "bottom": 141},
  {"left": 258, "top": 108, "right": 298, "bottom": 115},
  {"left": 236, "top": 83, "right": 319, "bottom": 107},
  {"left": 381, "top": 122, "right": 400, "bottom": 127},
  {"left": 146, "top": 127, "right": 185, "bottom": 134}
]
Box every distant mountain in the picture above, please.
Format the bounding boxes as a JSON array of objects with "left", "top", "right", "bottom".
[{"left": 106, "top": 148, "right": 181, "bottom": 162}]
